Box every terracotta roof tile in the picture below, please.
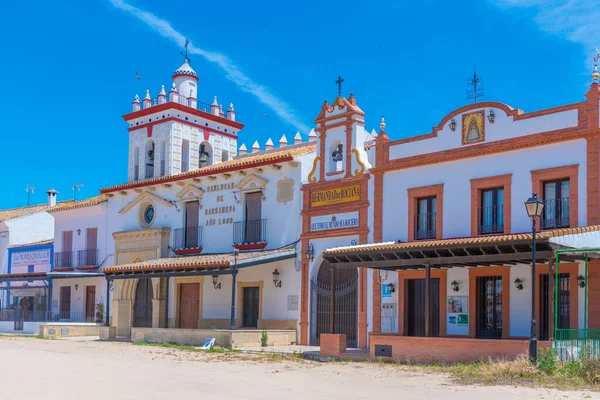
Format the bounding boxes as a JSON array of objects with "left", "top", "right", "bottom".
[
  {"left": 324, "top": 225, "right": 600, "bottom": 254},
  {"left": 7, "top": 239, "right": 54, "bottom": 248},
  {"left": 0, "top": 201, "right": 74, "bottom": 223},
  {"left": 48, "top": 195, "right": 107, "bottom": 213},
  {"left": 102, "top": 248, "right": 296, "bottom": 273},
  {"left": 100, "top": 142, "right": 315, "bottom": 193}
]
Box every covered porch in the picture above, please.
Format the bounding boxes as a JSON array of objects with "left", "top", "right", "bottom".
[
  {"left": 102, "top": 248, "right": 300, "bottom": 348},
  {"left": 321, "top": 226, "right": 600, "bottom": 362}
]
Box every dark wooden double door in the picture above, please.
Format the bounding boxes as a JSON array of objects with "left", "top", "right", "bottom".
[
  {"left": 406, "top": 278, "right": 440, "bottom": 337},
  {"left": 179, "top": 283, "right": 200, "bottom": 329},
  {"left": 243, "top": 287, "right": 260, "bottom": 328},
  {"left": 539, "top": 273, "right": 571, "bottom": 340},
  {"left": 133, "top": 279, "right": 153, "bottom": 328}
]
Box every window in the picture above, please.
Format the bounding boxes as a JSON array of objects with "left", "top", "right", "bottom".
[
  {"left": 159, "top": 141, "right": 166, "bottom": 177},
  {"left": 222, "top": 150, "right": 229, "bottom": 162},
  {"left": 479, "top": 188, "right": 504, "bottom": 234},
  {"left": 199, "top": 141, "right": 213, "bottom": 167},
  {"left": 181, "top": 139, "right": 190, "bottom": 172},
  {"left": 145, "top": 140, "right": 155, "bottom": 179},
  {"left": 133, "top": 146, "right": 140, "bottom": 181},
  {"left": 415, "top": 197, "right": 436, "bottom": 240},
  {"left": 476, "top": 276, "right": 503, "bottom": 339},
  {"left": 27, "top": 265, "right": 34, "bottom": 283},
  {"left": 542, "top": 179, "right": 570, "bottom": 228}
]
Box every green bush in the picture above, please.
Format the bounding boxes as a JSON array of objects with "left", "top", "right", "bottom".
[
  {"left": 537, "top": 348, "right": 557, "bottom": 375},
  {"left": 260, "top": 330, "right": 268, "bottom": 347}
]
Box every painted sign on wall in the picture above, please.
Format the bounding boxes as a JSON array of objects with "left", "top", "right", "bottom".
[
  {"left": 11, "top": 249, "right": 51, "bottom": 267},
  {"left": 310, "top": 184, "right": 360, "bottom": 207},
  {"left": 310, "top": 212, "right": 359, "bottom": 232}
]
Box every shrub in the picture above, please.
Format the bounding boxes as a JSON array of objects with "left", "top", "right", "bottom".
[
  {"left": 260, "top": 330, "right": 268, "bottom": 347},
  {"left": 537, "top": 348, "right": 558, "bottom": 375}
]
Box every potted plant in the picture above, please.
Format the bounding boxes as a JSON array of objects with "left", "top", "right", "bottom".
[{"left": 95, "top": 303, "right": 104, "bottom": 323}]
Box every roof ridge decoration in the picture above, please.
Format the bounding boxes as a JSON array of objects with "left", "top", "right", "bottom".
[
  {"left": 118, "top": 191, "right": 174, "bottom": 215},
  {"left": 236, "top": 174, "right": 269, "bottom": 190},
  {"left": 314, "top": 94, "right": 365, "bottom": 123},
  {"left": 48, "top": 195, "right": 108, "bottom": 213}
]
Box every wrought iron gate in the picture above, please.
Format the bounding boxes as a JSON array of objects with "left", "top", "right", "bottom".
[{"left": 310, "top": 270, "right": 358, "bottom": 348}]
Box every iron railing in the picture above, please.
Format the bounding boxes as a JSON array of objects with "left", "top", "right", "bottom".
[
  {"left": 478, "top": 205, "right": 504, "bottom": 234},
  {"left": 173, "top": 226, "right": 203, "bottom": 249},
  {"left": 197, "top": 101, "right": 212, "bottom": 113},
  {"left": 554, "top": 329, "right": 600, "bottom": 361},
  {"left": 233, "top": 219, "right": 267, "bottom": 244},
  {"left": 77, "top": 249, "right": 98, "bottom": 267},
  {"left": 54, "top": 251, "right": 74, "bottom": 269},
  {"left": 145, "top": 165, "right": 154, "bottom": 179},
  {"left": 414, "top": 213, "right": 436, "bottom": 240},
  {"left": 542, "top": 197, "right": 570, "bottom": 229},
  {"left": 0, "top": 309, "right": 99, "bottom": 323}
]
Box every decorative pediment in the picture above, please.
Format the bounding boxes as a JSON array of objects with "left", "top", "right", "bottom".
[
  {"left": 176, "top": 184, "right": 205, "bottom": 200},
  {"left": 236, "top": 174, "right": 269, "bottom": 191},
  {"left": 118, "top": 191, "right": 174, "bottom": 214}
]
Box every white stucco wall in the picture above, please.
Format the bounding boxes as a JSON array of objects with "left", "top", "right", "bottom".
[
  {"left": 4, "top": 212, "right": 54, "bottom": 247},
  {"left": 51, "top": 277, "right": 106, "bottom": 320},
  {"left": 381, "top": 139, "right": 588, "bottom": 242}
]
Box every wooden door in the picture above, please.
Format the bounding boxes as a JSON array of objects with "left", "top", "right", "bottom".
[
  {"left": 406, "top": 278, "right": 440, "bottom": 337},
  {"left": 60, "top": 286, "right": 71, "bottom": 319},
  {"left": 184, "top": 201, "right": 199, "bottom": 248},
  {"left": 244, "top": 192, "right": 262, "bottom": 243},
  {"left": 85, "top": 228, "right": 98, "bottom": 265},
  {"left": 133, "top": 279, "right": 153, "bottom": 328},
  {"left": 243, "top": 287, "right": 260, "bottom": 328},
  {"left": 85, "top": 286, "right": 96, "bottom": 322},
  {"left": 179, "top": 283, "right": 200, "bottom": 329},
  {"left": 558, "top": 273, "right": 571, "bottom": 329},
  {"left": 63, "top": 231, "right": 73, "bottom": 267}
]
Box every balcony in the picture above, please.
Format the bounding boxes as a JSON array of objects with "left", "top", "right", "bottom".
[
  {"left": 233, "top": 219, "right": 267, "bottom": 250},
  {"left": 414, "top": 213, "right": 436, "bottom": 240},
  {"left": 54, "top": 250, "right": 99, "bottom": 270},
  {"left": 54, "top": 251, "right": 74, "bottom": 270},
  {"left": 542, "top": 198, "right": 570, "bottom": 229},
  {"left": 173, "top": 227, "right": 203, "bottom": 255},
  {"left": 478, "top": 205, "right": 504, "bottom": 235},
  {"left": 77, "top": 249, "right": 99, "bottom": 269}
]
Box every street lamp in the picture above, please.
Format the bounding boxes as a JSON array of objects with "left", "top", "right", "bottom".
[
  {"left": 230, "top": 248, "right": 239, "bottom": 330},
  {"left": 525, "top": 193, "right": 544, "bottom": 363}
]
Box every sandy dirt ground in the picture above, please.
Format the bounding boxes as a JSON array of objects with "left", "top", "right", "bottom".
[{"left": 0, "top": 337, "right": 597, "bottom": 400}]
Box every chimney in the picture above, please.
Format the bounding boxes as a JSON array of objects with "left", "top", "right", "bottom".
[{"left": 46, "top": 189, "right": 58, "bottom": 207}]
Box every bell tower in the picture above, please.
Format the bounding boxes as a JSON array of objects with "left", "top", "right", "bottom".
[
  {"left": 310, "top": 91, "right": 372, "bottom": 183},
  {"left": 122, "top": 51, "right": 245, "bottom": 182}
]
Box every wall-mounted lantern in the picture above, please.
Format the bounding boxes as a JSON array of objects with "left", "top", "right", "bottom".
[
  {"left": 449, "top": 118, "right": 457, "bottom": 131},
  {"left": 451, "top": 280, "right": 459, "bottom": 292},
  {"left": 77, "top": 229, "right": 81, "bottom": 236},
  {"left": 75, "top": 284, "right": 79, "bottom": 291},
  {"left": 212, "top": 274, "right": 221, "bottom": 290},
  {"left": 514, "top": 277, "right": 523, "bottom": 291},
  {"left": 386, "top": 282, "right": 395, "bottom": 294},
  {"left": 578, "top": 274, "right": 586, "bottom": 288},
  {"left": 488, "top": 109, "right": 495, "bottom": 124},
  {"left": 273, "top": 269, "right": 282, "bottom": 288},
  {"left": 305, "top": 243, "right": 315, "bottom": 262}
]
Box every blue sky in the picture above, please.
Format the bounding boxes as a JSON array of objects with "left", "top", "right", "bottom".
[{"left": 0, "top": 0, "right": 597, "bottom": 209}]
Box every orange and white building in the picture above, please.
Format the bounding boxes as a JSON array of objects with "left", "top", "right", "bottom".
[{"left": 301, "top": 66, "right": 600, "bottom": 362}]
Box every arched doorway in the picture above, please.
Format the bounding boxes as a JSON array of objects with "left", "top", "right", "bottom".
[
  {"left": 133, "top": 278, "right": 153, "bottom": 328},
  {"left": 310, "top": 262, "right": 358, "bottom": 347}
]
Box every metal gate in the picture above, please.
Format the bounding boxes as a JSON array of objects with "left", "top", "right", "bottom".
[{"left": 310, "top": 266, "right": 358, "bottom": 348}]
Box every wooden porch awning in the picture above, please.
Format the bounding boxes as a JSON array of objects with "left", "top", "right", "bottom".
[
  {"left": 322, "top": 226, "right": 600, "bottom": 270},
  {"left": 102, "top": 248, "right": 296, "bottom": 280},
  {"left": 0, "top": 272, "right": 49, "bottom": 283}
]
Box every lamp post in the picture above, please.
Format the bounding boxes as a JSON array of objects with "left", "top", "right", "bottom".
[
  {"left": 230, "top": 248, "right": 239, "bottom": 330},
  {"left": 525, "top": 193, "right": 544, "bottom": 363}
]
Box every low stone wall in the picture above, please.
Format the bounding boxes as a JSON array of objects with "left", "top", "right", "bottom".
[
  {"left": 320, "top": 334, "right": 346, "bottom": 357},
  {"left": 0, "top": 321, "right": 42, "bottom": 335},
  {"left": 39, "top": 323, "right": 102, "bottom": 338},
  {"left": 369, "top": 334, "right": 552, "bottom": 363},
  {"left": 130, "top": 328, "right": 296, "bottom": 349}
]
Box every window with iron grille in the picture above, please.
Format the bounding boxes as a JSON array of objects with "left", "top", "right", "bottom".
[
  {"left": 542, "top": 179, "right": 570, "bottom": 229},
  {"left": 415, "top": 197, "right": 436, "bottom": 240},
  {"left": 479, "top": 188, "right": 504, "bottom": 234}
]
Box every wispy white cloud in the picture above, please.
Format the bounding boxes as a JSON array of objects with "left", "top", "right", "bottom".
[
  {"left": 492, "top": 0, "right": 600, "bottom": 56},
  {"left": 108, "top": 0, "right": 311, "bottom": 133}
]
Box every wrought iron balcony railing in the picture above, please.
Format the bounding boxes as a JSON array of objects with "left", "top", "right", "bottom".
[
  {"left": 542, "top": 198, "right": 570, "bottom": 229},
  {"left": 478, "top": 205, "right": 504, "bottom": 234},
  {"left": 77, "top": 249, "right": 98, "bottom": 267},
  {"left": 173, "top": 226, "right": 203, "bottom": 249},
  {"left": 54, "top": 251, "right": 74, "bottom": 269},
  {"left": 233, "top": 219, "right": 267, "bottom": 244},
  {"left": 414, "top": 213, "right": 436, "bottom": 240}
]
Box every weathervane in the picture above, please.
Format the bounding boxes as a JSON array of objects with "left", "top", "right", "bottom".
[
  {"left": 465, "top": 68, "right": 484, "bottom": 103},
  {"left": 181, "top": 38, "right": 190, "bottom": 63},
  {"left": 593, "top": 47, "right": 600, "bottom": 84},
  {"left": 336, "top": 76, "right": 344, "bottom": 97}
]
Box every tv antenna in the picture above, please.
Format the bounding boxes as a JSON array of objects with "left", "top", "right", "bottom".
[
  {"left": 465, "top": 68, "right": 484, "bottom": 103},
  {"left": 25, "top": 185, "right": 35, "bottom": 206},
  {"left": 72, "top": 183, "right": 84, "bottom": 201}
]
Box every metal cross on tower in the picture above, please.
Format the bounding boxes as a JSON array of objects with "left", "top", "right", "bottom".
[
  {"left": 466, "top": 69, "right": 484, "bottom": 103},
  {"left": 336, "top": 76, "right": 344, "bottom": 97},
  {"left": 181, "top": 38, "right": 190, "bottom": 63}
]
